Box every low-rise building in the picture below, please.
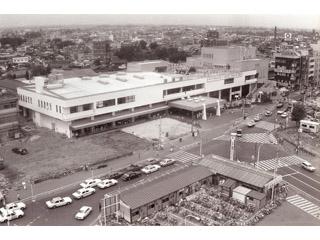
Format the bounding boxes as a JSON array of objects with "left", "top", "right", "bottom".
[
  {"left": 17, "top": 69, "right": 257, "bottom": 137},
  {"left": 0, "top": 88, "right": 20, "bottom": 141}
]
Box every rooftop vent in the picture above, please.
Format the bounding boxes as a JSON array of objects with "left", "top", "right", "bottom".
[
  {"left": 82, "top": 76, "right": 92, "bottom": 80},
  {"left": 133, "top": 75, "right": 144, "bottom": 79},
  {"left": 97, "top": 79, "right": 110, "bottom": 85},
  {"left": 116, "top": 77, "right": 128, "bottom": 82}
]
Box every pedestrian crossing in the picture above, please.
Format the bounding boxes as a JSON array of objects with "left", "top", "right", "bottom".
[
  {"left": 254, "top": 155, "right": 305, "bottom": 171},
  {"left": 167, "top": 150, "right": 201, "bottom": 164},
  {"left": 255, "top": 121, "right": 280, "bottom": 131},
  {"left": 286, "top": 195, "right": 320, "bottom": 219},
  {"left": 217, "top": 132, "right": 278, "bottom": 145}
]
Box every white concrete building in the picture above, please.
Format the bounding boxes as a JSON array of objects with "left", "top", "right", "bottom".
[
  {"left": 12, "top": 56, "right": 31, "bottom": 64},
  {"left": 17, "top": 70, "right": 257, "bottom": 137}
]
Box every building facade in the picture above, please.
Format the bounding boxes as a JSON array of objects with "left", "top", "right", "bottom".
[
  {"left": 274, "top": 49, "right": 309, "bottom": 90},
  {"left": 310, "top": 41, "right": 320, "bottom": 87},
  {"left": 0, "top": 89, "right": 20, "bottom": 141},
  {"left": 17, "top": 70, "right": 257, "bottom": 138},
  {"left": 92, "top": 40, "right": 111, "bottom": 63}
]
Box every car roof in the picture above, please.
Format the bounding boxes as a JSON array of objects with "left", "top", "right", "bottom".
[
  {"left": 52, "top": 197, "right": 62, "bottom": 201},
  {"left": 303, "top": 161, "right": 312, "bottom": 165},
  {"left": 80, "top": 206, "right": 90, "bottom": 211}
]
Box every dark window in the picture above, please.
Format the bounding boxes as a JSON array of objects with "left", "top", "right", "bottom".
[
  {"left": 182, "top": 85, "right": 195, "bottom": 92},
  {"left": 117, "top": 96, "right": 135, "bottom": 104},
  {"left": 148, "top": 204, "right": 155, "bottom": 209},
  {"left": 162, "top": 197, "right": 169, "bottom": 203},
  {"left": 132, "top": 210, "right": 140, "bottom": 216},
  {"left": 232, "top": 86, "right": 240, "bottom": 92},
  {"left": 224, "top": 78, "right": 234, "bottom": 84},
  {"left": 56, "top": 105, "right": 58, "bottom": 112},
  {"left": 96, "top": 99, "right": 116, "bottom": 108},
  {"left": 83, "top": 104, "right": 92, "bottom": 111},
  {"left": 59, "top": 106, "right": 62, "bottom": 113},
  {"left": 195, "top": 84, "right": 204, "bottom": 89},
  {"left": 70, "top": 106, "right": 78, "bottom": 114},
  {"left": 167, "top": 87, "right": 181, "bottom": 95}
]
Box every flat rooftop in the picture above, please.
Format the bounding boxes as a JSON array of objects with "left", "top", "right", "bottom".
[
  {"left": 21, "top": 72, "right": 188, "bottom": 99},
  {"left": 169, "top": 96, "right": 225, "bottom": 112}
]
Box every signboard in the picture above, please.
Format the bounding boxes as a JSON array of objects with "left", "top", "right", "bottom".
[{"left": 103, "top": 194, "right": 119, "bottom": 217}]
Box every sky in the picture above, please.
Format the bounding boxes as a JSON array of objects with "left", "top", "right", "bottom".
[
  {"left": 0, "top": 14, "right": 319, "bottom": 29},
  {"left": 0, "top": 0, "right": 320, "bottom": 29}
]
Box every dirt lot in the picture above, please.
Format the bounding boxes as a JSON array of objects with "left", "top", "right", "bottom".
[
  {"left": 122, "top": 118, "right": 191, "bottom": 141},
  {"left": 0, "top": 127, "right": 150, "bottom": 188}
]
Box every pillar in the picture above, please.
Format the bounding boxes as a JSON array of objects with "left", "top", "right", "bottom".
[
  {"left": 218, "top": 90, "right": 221, "bottom": 100},
  {"left": 112, "top": 112, "right": 116, "bottom": 116},
  {"left": 132, "top": 117, "right": 135, "bottom": 123},
  {"left": 149, "top": 104, "right": 153, "bottom": 108},
  {"left": 229, "top": 89, "right": 232, "bottom": 102},
  {"left": 131, "top": 108, "right": 135, "bottom": 112},
  {"left": 240, "top": 85, "right": 243, "bottom": 98}
]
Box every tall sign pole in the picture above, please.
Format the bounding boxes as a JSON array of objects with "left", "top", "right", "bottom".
[{"left": 230, "top": 133, "right": 237, "bottom": 161}]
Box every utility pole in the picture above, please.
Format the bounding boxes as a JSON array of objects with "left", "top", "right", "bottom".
[
  {"left": 230, "top": 133, "right": 237, "bottom": 161},
  {"left": 158, "top": 116, "right": 162, "bottom": 150},
  {"left": 271, "top": 151, "right": 279, "bottom": 203}
]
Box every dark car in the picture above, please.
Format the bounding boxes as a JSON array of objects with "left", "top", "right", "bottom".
[
  {"left": 121, "top": 171, "right": 142, "bottom": 181},
  {"left": 276, "top": 103, "right": 284, "bottom": 108},
  {"left": 11, "top": 148, "right": 28, "bottom": 155},
  {"left": 108, "top": 171, "right": 125, "bottom": 179},
  {"left": 124, "top": 164, "right": 142, "bottom": 173}
]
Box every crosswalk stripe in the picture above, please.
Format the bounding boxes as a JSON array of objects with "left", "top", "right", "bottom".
[
  {"left": 286, "top": 195, "right": 320, "bottom": 219},
  {"left": 167, "top": 150, "right": 200, "bottom": 163},
  {"left": 255, "top": 155, "right": 305, "bottom": 171}
]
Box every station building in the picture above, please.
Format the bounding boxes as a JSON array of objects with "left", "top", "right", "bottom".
[{"left": 17, "top": 67, "right": 257, "bottom": 138}]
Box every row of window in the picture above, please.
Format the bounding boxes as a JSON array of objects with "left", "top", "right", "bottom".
[
  {"left": 244, "top": 74, "right": 258, "bottom": 81},
  {"left": 224, "top": 78, "right": 234, "bottom": 84},
  {"left": 19, "top": 94, "right": 32, "bottom": 104},
  {"left": 164, "top": 84, "right": 204, "bottom": 96},
  {"left": 38, "top": 99, "right": 52, "bottom": 111},
  {"left": 70, "top": 104, "right": 93, "bottom": 114}
]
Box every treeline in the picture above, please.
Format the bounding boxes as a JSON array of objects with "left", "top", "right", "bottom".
[
  {"left": 0, "top": 37, "right": 26, "bottom": 49},
  {"left": 50, "top": 38, "right": 75, "bottom": 49},
  {"left": 115, "top": 40, "right": 189, "bottom": 63}
]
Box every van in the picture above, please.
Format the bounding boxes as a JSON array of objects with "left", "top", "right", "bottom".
[{"left": 236, "top": 129, "right": 242, "bottom": 137}]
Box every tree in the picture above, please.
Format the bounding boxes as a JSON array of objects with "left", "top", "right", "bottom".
[
  {"left": 291, "top": 104, "right": 306, "bottom": 126},
  {"left": 138, "top": 40, "right": 147, "bottom": 50},
  {"left": 149, "top": 42, "right": 159, "bottom": 50}
]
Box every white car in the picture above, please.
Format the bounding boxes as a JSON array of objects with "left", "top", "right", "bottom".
[
  {"left": 160, "top": 158, "right": 176, "bottom": 167},
  {"left": 141, "top": 164, "right": 161, "bottom": 174},
  {"left": 46, "top": 196, "right": 72, "bottom": 208},
  {"left": 277, "top": 110, "right": 284, "bottom": 115},
  {"left": 75, "top": 206, "right": 93, "bottom": 220},
  {"left": 301, "top": 161, "right": 316, "bottom": 172},
  {"left": 265, "top": 110, "right": 272, "bottom": 116},
  {"left": 80, "top": 179, "right": 102, "bottom": 188},
  {"left": 97, "top": 179, "right": 118, "bottom": 189},
  {"left": 3, "top": 202, "right": 26, "bottom": 211},
  {"left": 281, "top": 112, "right": 288, "bottom": 118},
  {"left": 254, "top": 115, "right": 261, "bottom": 122},
  {"left": 0, "top": 209, "right": 24, "bottom": 223},
  {"left": 247, "top": 120, "right": 256, "bottom": 127},
  {"left": 72, "top": 187, "right": 96, "bottom": 199}
]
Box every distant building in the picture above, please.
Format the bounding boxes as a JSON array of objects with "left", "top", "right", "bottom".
[
  {"left": 92, "top": 40, "right": 111, "bottom": 63},
  {"left": 12, "top": 56, "right": 31, "bottom": 64},
  {"left": 127, "top": 60, "right": 170, "bottom": 72},
  {"left": 274, "top": 49, "right": 309, "bottom": 90},
  {"left": 0, "top": 88, "right": 20, "bottom": 141},
  {"left": 310, "top": 41, "right": 320, "bottom": 87}
]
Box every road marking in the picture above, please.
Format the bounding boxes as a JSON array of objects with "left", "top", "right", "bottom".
[
  {"left": 287, "top": 195, "right": 320, "bottom": 220},
  {"left": 255, "top": 155, "right": 304, "bottom": 171},
  {"left": 167, "top": 150, "right": 201, "bottom": 164},
  {"left": 27, "top": 215, "right": 41, "bottom": 226},
  {"left": 287, "top": 165, "right": 320, "bottom": 186},
  {"left": 285, "top": 181, "right": 320, "bottom": 206}
]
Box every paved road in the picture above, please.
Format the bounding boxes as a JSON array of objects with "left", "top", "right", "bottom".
[{"left": 1, "top": 163, "right": 184, "bottom": 226}]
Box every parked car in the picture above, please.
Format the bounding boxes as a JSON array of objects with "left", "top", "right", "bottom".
[
  {"left": 277, "top": 110, "right": 284, "bottom": 115},
  {"left": 80, "top": 179, "right": 102, "bottom": 188},
  {"left": 11, "top": 148, "right": 28, "bottom": 155},
  {"left": 265, "top": 110, "right": 272, "bottom": 116},
  {"left": 276, "top": 103, "right": 284, "bottom": 108},
  {"left": 75, "top": 206, "right": 92, "bottom": 220},
  {"left": 247, "top": 120, "right": 256, "bottom": 127},
  {"left": 254, "top": 115, "right": 261, "bottom": 122},
  {"left": 108, "top": 171, "right": 125, "bottom": 179},
  {"left": 121, "top": 171, "right": 142, "bottom": 181},
  {"left": 97, "top": 179, "right": 118, "bottom": 189},
  {"left": 46, "top": 196, "right": 72, "bottom": 208},
  {"left": 281, "top": 112, "right": 288, "bottom": 118},
  {"left": 141, "top": 164, "right": 161, "bottom": 174},
  {"left": 301, "top": 161, "right": 316, "bottom": 172},
  {"left": 124, "top": 164, "right": 142, "bottom": 173},
  {"left": 236, "top": 128, "right": 242, "bottom": 137},
  {"left": 2, "top": 202, "right": 26, "bottom": 211},
  {"left": 146, "top": 158, "right": 161, "bottom": 164},
  {"left": 72, "top": 188, "right": 96, "bottom": 199},
  {"left": 0, "top": 209, "right": 24, "bottom": 223},
  {"left": 160, "top": 158, "right": 176, "bottom": 167}
]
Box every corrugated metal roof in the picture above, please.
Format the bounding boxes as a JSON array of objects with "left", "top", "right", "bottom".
[
  {"left": 120, "top": 166, "right": 213, "bottom": 210},
  {"left": 221, "top": 178, "right": 237, "bottom": 188},
  {"left": 199, "top": 157, "right": 275, "bottom": 188},
  {"left": 233, "top": 186, "right": 251, "bottom": 195},
  {"left": 247, "top": 189, "right": 266, "bottom": 200}
]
